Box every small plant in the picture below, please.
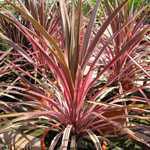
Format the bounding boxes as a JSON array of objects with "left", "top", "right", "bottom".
[
  {"left": 0, "top": 0, "right": 149, "bottom": 149},
  {"left": 102, "top": 0, "right": 150, "bottom": 91}
]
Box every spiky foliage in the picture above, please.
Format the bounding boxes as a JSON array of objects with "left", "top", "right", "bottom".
[
  {"left": 99, "top": 0, "right": 150, "bottom": 91},
  {"left": 0, "top": 0, "right": 149, "bottom": 149}
]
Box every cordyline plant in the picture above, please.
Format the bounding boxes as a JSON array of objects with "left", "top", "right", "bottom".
[
  {"left": 103, "top": 0, "right": 150, "bottom": 91},
  {"left": 0, "top": 0, "right": 150, "bottom": 149},
  {"left": 0, "top": 0, "right": 62, "bottom": 69}
]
